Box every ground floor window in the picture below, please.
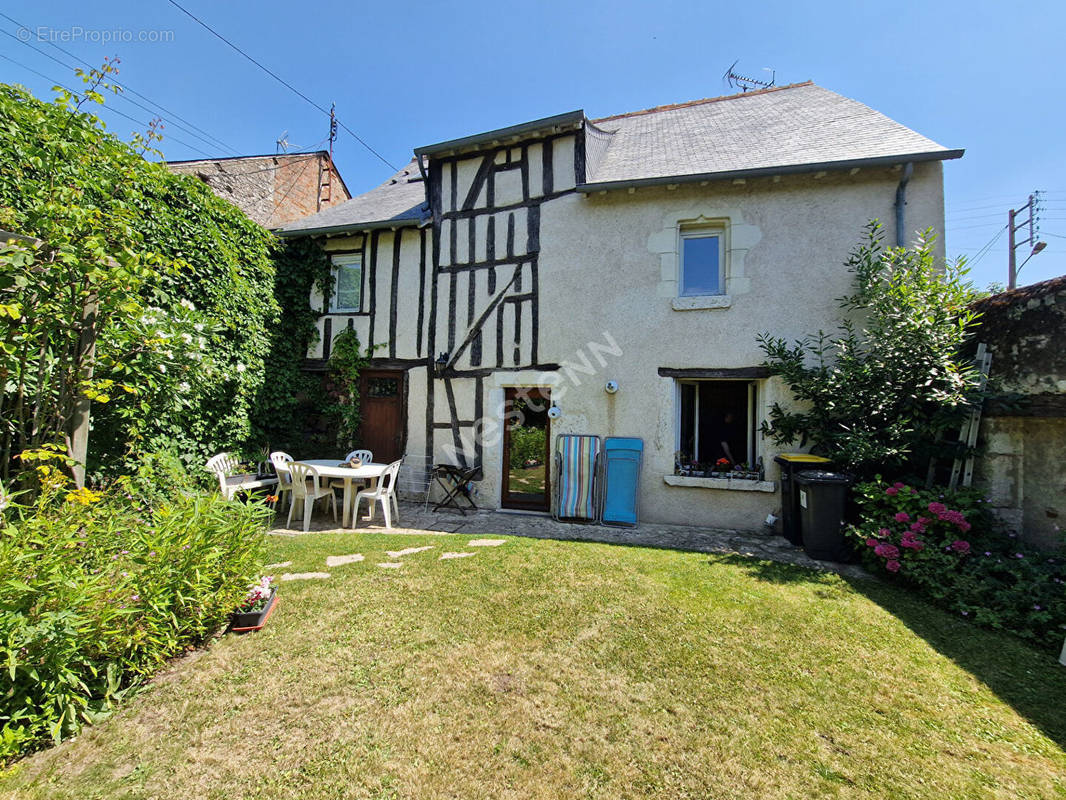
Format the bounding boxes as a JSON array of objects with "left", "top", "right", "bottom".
[{"left": 676, "top": 379, "right": 759, "bottom": 471}]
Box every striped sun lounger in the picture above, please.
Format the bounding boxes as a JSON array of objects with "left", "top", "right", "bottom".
[{"left": 554, "top": 434, "right": 601, "bottom": 521}]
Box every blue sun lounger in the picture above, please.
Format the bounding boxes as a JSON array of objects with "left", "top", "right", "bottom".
[{"left": 600, "top": 437, "right": 643, "bottom": 527}]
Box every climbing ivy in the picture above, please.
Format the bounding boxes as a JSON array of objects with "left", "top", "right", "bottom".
[
  {"left": 324, "top": 329, "right": 373, "bottom": 452},
  {"left": 0, "top": 73, "right": 319, "bottom": 476}
]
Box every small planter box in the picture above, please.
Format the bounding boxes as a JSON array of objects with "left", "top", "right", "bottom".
[{"left": 230, "top": 588, "right": 278, "bottom": 633}]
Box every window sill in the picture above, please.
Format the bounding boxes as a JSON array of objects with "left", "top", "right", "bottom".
[
  {"left": 671, "top": 295, "right": 732, "bottom": 311},
  {"left": 663, "top": 474, "right": 776, "bottom": 493}
]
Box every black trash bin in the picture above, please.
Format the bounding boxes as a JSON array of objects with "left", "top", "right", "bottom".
[
  {"left": 773, "top": 454, "right": 832, "bottom": 545},
  {"left": 795, "top": 470, "right": 852, "bottom": 562}
]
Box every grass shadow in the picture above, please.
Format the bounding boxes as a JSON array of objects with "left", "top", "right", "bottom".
[{"left": 710, "top": 551, "right": 1066, "bottom": 748}]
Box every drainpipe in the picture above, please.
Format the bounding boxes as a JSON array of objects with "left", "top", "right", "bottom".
[{"left": 894, "top": 162, "right": 914, "bottom": 247}]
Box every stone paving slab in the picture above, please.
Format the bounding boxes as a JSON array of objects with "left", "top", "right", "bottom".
[
  {"left": 387, "top": 545, "right": 435, "bottom": 558},
  {"left": 440, "top": 552, "right": 476, "bottom": 560},
  {"left": 467, "top": 539, "right": 506, "bottom": 547},
  {"left": 377, "top": 562, "right": 403, "bottom": 569},
  {"left": 325, "top": 553, "right": 365, "bottom": 567},
  {"left": 269, "top": 503, "right": 868, "bottom": 580},
  {"left": 280, "top": 572, "right": 331, "bottom": 581}
]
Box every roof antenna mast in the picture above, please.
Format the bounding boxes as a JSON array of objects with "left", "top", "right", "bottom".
[
  {"left": 723, "top": 61, "right": 776, "bottom": 92},
  {"left": 275, "top": 130, "right": 289, "bottom": 153}
]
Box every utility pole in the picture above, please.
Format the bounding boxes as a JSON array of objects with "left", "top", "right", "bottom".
[{"left": 1008, "top": 192, "right": 1044, "bottom": 289}]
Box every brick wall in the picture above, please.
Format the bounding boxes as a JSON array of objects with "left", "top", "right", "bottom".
[{"left": 168, "top": 152, "right": 352, "bottom": 229}]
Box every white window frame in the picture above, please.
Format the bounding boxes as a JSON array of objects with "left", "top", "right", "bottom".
[
  {"left": 330, "top": 254, "right": 363, "bottom": 313},
  {"left": 674, "top": 379, "right": 759, "bottom": 465},
  {"left": 679, "top": 224, "right": 726, "bottom": 298}
]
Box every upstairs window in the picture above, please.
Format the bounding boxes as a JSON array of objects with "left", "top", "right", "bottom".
[
  {"left": 680, "top": 227, "right": 724, "bottom": 296},
  {"left": 331, "top": 254, "right": 362, "bottom": 312}
]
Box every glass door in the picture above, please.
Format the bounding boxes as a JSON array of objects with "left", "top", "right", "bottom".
[{"left": 501, "top": 388, "right": 550, "bottom": 510}]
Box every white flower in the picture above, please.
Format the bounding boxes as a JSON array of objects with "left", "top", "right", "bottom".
[
  {"left": 180, "top": 333, "right": 193, "bottom": 344},
  {"left": 178, "top": 381, "right": 190, "bottom": 392},
  {"left": 235, "top": 363, "right": 246, "bottom": 373},
  {"left": 158, "top": 364, "right": 167, "bottom": 373},
  {"left": 194, "top": 323, "right": 204, "bottom": 332},
  {"left": 179, "top": 298, "right": 196, "bottom": 311}
]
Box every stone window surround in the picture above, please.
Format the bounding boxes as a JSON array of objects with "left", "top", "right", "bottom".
[{"left": 647, "top": 208, "right": 762, "bottom": 310}]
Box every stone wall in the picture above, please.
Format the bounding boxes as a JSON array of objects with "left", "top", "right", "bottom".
[
  {"left": 971, "top": 275, "right": 1066, "bottom": 549},
  {"left": 168, "top": 152, "right": 351, "bottom": 229}
]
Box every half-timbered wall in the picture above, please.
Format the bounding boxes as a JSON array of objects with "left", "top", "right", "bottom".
[{"left": 423, "top": 133, "right": 579, "bottom": 476}]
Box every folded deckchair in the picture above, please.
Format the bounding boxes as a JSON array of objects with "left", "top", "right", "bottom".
[
  {"left": 552, "top": 434, "right": 601, "bottom": 521},
  {"left": 600, "top": 437, "right": 644, "bottom": 527}
]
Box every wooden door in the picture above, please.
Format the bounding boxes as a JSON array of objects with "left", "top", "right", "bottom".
[
  {"left": 502, "top": 387, "right": 551, "bottom": 511},
  {"left": 359, "top": 369, "right": 405, "bottom": 462}
]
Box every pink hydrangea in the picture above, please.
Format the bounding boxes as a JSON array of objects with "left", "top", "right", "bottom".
[
  {"left": 928, "top": 502, "right": 947, "bottom": 514},
  {"left": 866, "top": 538, "right": 878, "bottom": 547},
  {"left": 874, "top": 543, "right": 900, "bottom": 560},
  {"left": 894, "top": 511, "right": 910, "bottom": 523},
  {"left": 885, "top": 560, "right": 901, "bottom": 573},
  {"left": 951, "top": 540, "right": 971, "bottom": 554},
  {"left": 893, "top": 482, "right": 905, "bottom": 489},
  {"left": 878, "top": 528, "right": 892, "bottom": 537},
  {"left": 885, "top": 487, "right": 899, "bottom": 496},
  {"left": 900, "top": 538, "right": 925, "bottom": 551},
  {"left": 909, "top": 521, "right": 926, "bottom": 533}
]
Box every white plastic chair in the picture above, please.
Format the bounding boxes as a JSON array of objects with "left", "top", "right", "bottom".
[
  {"left": 270, "top": 451, "right": 294, "bottom": 510},
  {"left": 287, "top": 462, "right": 337, "bottom": 532},
  {"left": 397, "top": 452, "right": 433, "bottom": 512},
  {"left": 352, "top": 459, "right": 402, "bottom": 529},
  {"left": 332, "top": 449, "right": 373, "bottom": 492},
  {"left": 205, "top": 452, "right": 242, "bottom": 500}
]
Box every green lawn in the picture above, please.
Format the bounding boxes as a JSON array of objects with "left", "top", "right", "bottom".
[{"left": 4, "top": 531, "right": 1065, "bottom": 799}]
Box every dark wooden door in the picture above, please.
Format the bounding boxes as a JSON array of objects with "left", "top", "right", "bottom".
[
  {"left": 502, "top": 387, "right": 551, "bottom": 511},
  {"left": 359, "top": 369, "right": 405, "bottom": 462}
]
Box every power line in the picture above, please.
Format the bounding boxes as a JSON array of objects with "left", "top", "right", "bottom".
[
  {"left": 0, "top": 52, "right": 215, "bottom": 158},
  {"left": 966, "top": 224, "right": 1008, "bottom": 269},
  {"left": 0, "top": 15, "right": 237, "bottom": 156},
  {"left": 165, "top": 0, "right": 398, "bottom": 171}
]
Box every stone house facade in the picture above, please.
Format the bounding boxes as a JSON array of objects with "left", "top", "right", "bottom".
[
  {"left": 169, "top": 151, "right": 351, "bottom": 228},
  {"left": 971, "top": 276, "right": 1066, "bottom": 549},
  {"left": 279, "top": 82, "right": 961, "bottom": 530}
]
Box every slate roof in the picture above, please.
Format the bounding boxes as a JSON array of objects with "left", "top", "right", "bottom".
[
  {"left": 278, "top": 159, "right": 428, "bottom": 235},
  {"left": 281, "top": 83, "right": 960, "bottom": 235},
  {"left": 582, "top": 82, "right": 961, "bottom": 190}
]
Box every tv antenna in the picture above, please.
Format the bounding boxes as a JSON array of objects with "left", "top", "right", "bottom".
[
  {"left": 723, "top": 61, "right": 776, "bottom": 92},
  {"left": 275, "top": 130, "right": 290, "bottom": 153}
]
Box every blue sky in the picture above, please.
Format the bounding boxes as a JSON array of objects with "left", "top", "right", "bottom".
[{"left": 2, "top": 0, "right": 1064, "bottom": 289}]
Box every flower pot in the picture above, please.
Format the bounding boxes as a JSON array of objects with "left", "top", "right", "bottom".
[{"left": 231, "top": 588, "right": 278, "bottom": 633}]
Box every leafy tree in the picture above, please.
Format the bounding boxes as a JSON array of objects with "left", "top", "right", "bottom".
[
  {"left": 758, "top": 222, "right": 981, "bottom": 479},
  {"left": 0, "top": 66, "right": 290, "bottom": 480}
]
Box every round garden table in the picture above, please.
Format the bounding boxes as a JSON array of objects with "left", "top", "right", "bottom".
[{"left": 295, "top": 459, "right": 388, "bottom": 528}]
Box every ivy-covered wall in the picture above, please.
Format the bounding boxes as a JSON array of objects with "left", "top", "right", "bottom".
[{"left": 0, "top": 79, "right": 329, "bottom": 473}]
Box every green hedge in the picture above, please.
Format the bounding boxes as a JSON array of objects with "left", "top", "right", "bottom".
[{"left": 0, "top": 473, "right": 270, "bottom": 761}]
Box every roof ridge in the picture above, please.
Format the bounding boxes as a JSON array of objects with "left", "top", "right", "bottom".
[{"left": 591, "top": 81, "right": 815, "bottom": 123}]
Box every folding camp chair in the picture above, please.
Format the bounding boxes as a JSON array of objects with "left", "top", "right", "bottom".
[
  {"left": 432, "top": 463, "right": 482, "bottom": 514},
  {"left": 552, "top": 434, "right": 602, "bottom": 522}
]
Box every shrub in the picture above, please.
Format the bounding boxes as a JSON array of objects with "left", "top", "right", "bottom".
[
  {"left": 0, "top": 472, "right": 270, "bottom": 761},
  {"left": 759, "top": 222, "right": 981, "bottom": 479},
  {"left": 850, "top": 479, "right": 1066, "bottom": 650},
  {"left": 509, "top": 426, "right": 546, "bottom": 470}
]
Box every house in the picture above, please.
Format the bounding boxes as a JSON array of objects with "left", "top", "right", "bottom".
[
  {"left": 278, "top": 81, "right": 962, "bottom": 529},
  {"left": 970, "top": 275, "right": 1066, "bottom": 550},
  {"left": 168, "top": 151, "right": 351, "bottom": 228}
]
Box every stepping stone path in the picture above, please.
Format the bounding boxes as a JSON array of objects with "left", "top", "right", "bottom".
[
  {"left": 280, "top": 572, "right": 331, "bottom": 581},
  {"left": 440, "top": 552, "right": 476, "bottom": 560},
  {"left": 265, "top": 561, "right": 292, "bottom": 569},
  {"left": 326, "top": 553, "right": 365, "bottom": 567},
  {"left": 378, "top": 562, "right": 403, "bottom": 569},
  {"left": 467, "top": 539, "right": 506, "bottom": 547},
  {"left": 386, "top": 545, "right": 435, "bottom": 558}
]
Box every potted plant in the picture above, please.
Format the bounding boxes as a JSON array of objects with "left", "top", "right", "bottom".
[{"left": 231, "top": 576, "right": 278, "bottom": 633}]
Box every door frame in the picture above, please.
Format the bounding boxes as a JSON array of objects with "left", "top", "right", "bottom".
[{"left": 501, "top": 387, "right": 551, "bottom": 511}]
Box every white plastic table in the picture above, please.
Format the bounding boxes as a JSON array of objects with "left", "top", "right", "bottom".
[{"left": 295, "top": 459, "right": 388, "bottom": 528}]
